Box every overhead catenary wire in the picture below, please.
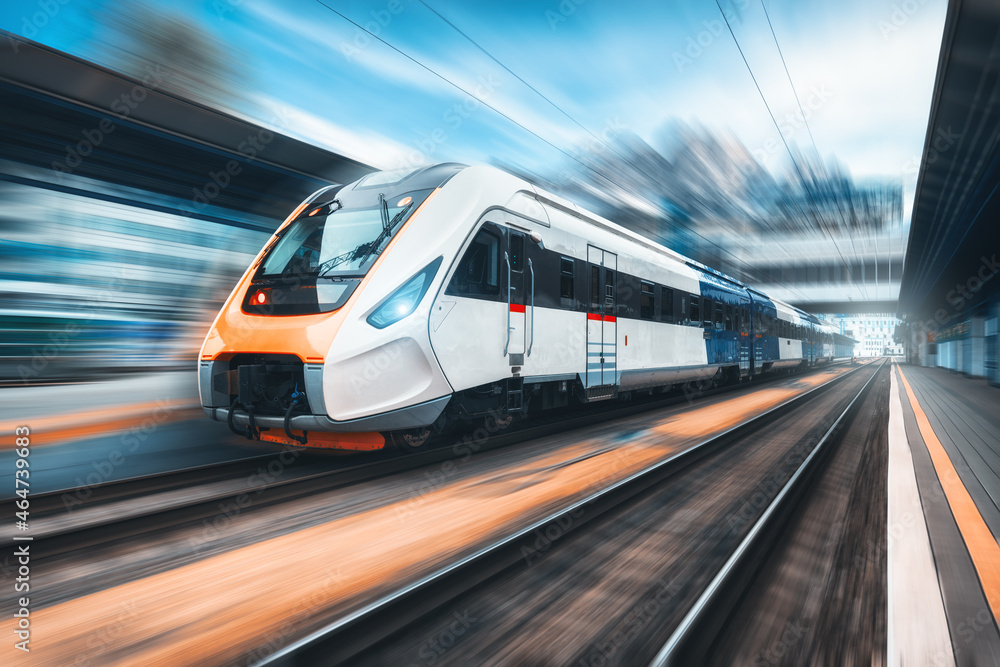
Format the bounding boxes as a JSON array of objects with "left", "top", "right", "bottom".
[
  {"left": 715, "top": 0, "right": 868, "bottom": 302},
  {"left": 761, "top": 0, "right": 871, "bottom": 302},
  {"left": 314, "top": 0, "right": 775, "bottom": 284},
  {"left": 419, "top": 0, "right": 804, "bottom": 294},
  {"left": 760, "top": 0, "right": 818, "bottom": 153},
  {"left": 417, "top": 0, "right": 610, "bottom": 150},
  {"left": 416, "top": 0, "right": 819, "bottom": 300}
]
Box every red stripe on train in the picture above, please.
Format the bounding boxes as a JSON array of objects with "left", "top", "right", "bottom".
[
  {"left": 587, "top": 312, "right": 616, "bottom": 322},
  {"left": 509, "top": 303, "right": 526, "bottom": 313}
]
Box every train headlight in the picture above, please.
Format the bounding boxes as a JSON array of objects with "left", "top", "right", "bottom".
[{"left": 366, "top": 257, "right": 443, "bottom": 329}]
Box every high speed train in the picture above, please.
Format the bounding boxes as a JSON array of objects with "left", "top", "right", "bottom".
[{"left": 199, "top": 163, "right": 855, "bottom": 451}]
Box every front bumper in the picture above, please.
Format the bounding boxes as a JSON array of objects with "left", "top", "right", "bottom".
[{"left": 204, "top": 394, "right": 451, "bottom": 433}]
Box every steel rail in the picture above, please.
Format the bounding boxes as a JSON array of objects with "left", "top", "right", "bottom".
[
  {"left": 256, "top": 361, "right": 878, "bottom": 666},
  {"left": 648, "top": 358, "right": 886, "bottom": 666}
]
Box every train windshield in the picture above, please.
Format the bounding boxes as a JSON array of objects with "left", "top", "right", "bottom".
[{"left": 259, "top": 188, "right": 432, "bottom": 279}]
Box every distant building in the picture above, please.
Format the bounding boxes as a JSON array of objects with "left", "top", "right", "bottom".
[{"left": 825, "top": 313, "right": 903, "bottom": 356}]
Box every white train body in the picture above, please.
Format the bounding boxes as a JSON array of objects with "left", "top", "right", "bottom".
[{"left": 199, "top": 164, "right": 854, "bottom": 450}]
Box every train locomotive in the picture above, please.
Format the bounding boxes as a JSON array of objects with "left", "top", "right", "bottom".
[{"left": 199, "top": 163, "right": 855, "bottom": 451}]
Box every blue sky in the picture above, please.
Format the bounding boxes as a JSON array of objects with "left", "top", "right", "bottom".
[{"left": 2, "top": 0, "right": 948, "bottom": 215}]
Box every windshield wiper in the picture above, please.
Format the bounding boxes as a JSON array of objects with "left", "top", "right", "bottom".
[
  {"left": 353, "top": 201, "right": 413, "bottom": 269},
  {"left": 378, "top": 193, "right": 389, "bottom": 231},
  {"left": 317, "top": 200, "right": 414, "bottom": 277}
]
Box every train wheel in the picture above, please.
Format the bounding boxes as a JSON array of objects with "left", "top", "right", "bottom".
[
  {"left": 486, "top": 413, "right": 514, "bottom": 431},
  {"left": 390, "top": 427, "right": 433, "bottom": 452}
]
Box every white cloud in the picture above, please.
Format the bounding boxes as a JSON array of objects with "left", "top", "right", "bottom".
[{"left": 248, "top": 92, "right": 415, "bottom": 169}]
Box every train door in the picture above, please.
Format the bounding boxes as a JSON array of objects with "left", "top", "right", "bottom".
[
  {"left": 807, "top": 323, "right": 815, "bottom": 365},
  {"left": 751, "top": 301, "right": 764, "bottom": 373},
  {"left": 505, "top": 230, "right": 527, "bottom": 363},
  {"left": 739, "top": 297, "right": 751, "bottom": 376},
  {"left": 586, "top": 246, "right": 617, "bottom": 392}
]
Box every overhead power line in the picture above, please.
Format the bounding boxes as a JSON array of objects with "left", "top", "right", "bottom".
[
  {"left": 416, "top": 1, "right": 815, "bottom": 293},
  {"left": 760, "top": 0, "right": 871, "bottom": 301},
  {"left": 715, "top": 0, "right": 868, "bottom": 301},
  {"left": 314, "top": 0, "right": 773, "bottom": 282}
]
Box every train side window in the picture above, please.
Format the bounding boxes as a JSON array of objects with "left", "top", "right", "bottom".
[
  {"left": 725, "top": 304, "right": 733, "bottom": 330},
  {"left": 702, "top": 298, "right": 712, "bottom": 328},
  {"left": 509, "top": 233, "right": 524, "bottom": 272},
  {"left": 560, "top": 258, "right": 574, "bottom": 306},
  {"left": 605, "top": 269, "right": 614, "bottom": 304},
  {"left": 662, "top": 287, "right": 674, "bottom": 323},
  {"left": 447, "top": 227, "right": 501, "bottom": 297},
  {"left": 590, "top": 265, "right": 601, "bottom": 310},
  {"left": 640, "top": 281, "right": 655, "bottom": 320},
  {"left": 714, "top": 302, "right": 723, "bottom": 330},
  {"left": 689, "top": 296, "right": 700, "bottom": 326}
]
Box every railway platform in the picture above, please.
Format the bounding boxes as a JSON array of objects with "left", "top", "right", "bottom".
[
  {"left": 890, "top": 361, "right": 1000, "bottom": 665},
  {"left": 0, "top": 371, "right": 264, "bottom": 495}
]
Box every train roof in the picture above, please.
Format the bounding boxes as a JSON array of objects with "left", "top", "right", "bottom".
[
  {"left": 347, "top": 162, "right": 467, "bottom": 193},
  {"left": 349, "top": 164, "right": 837, "bottom": 327}
]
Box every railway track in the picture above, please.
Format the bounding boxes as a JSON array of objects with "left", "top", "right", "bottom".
[
  {"left": 257, "top": 360, "right": 884, "bottom": 666},
  {"left": 2, "top": 362, "right": 855, "bottom": 558}
]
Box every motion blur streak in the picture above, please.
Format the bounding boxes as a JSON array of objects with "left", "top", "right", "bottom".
[
  {"left": 898, "top": 367, "right": 1000, "bottom": 624},
  {"left": 0, "top": 180, "right": 262, "bottom": 383},
  {"left": 0, "top": 30, "right": 372, "bottom": 386},
  {"left": 0, "top": 365, "right": 854, "bottom": 665}
]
